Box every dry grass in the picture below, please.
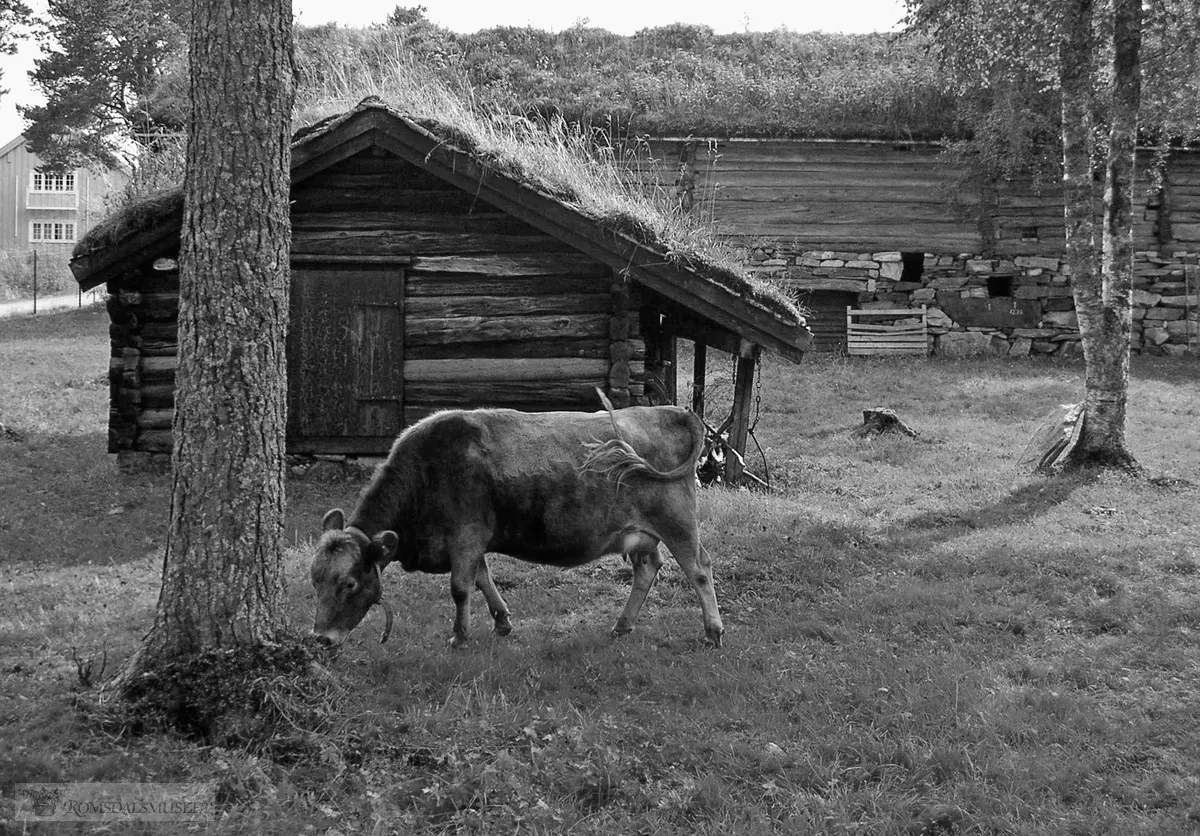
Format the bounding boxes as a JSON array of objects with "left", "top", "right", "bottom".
[{"left": 2, "top": 309, "right": 1199, "bottom": 834}]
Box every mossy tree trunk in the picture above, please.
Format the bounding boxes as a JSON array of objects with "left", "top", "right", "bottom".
[{"left": 110, "top": 0, "right": 294, "bottom": 694}]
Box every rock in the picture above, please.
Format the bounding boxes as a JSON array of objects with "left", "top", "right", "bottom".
[
  {"left": 872, "top": 251, "right": 903, "bottom": 262},
  {"left": 878, "top": 261, "right": 904, "bottom": 280},
  {"left": 1015, "top": 255, "right": 1061, "bottom": 270},
  {"left": 925, "top": 307, "right": 954, "bottom": 329},
  {"left": 1132, "top": 289, "right": 1162, "bottom": 306},
  {"left": 1041, "top": 311, "right": 1079, "bottom": 328},
  {"left": 1009, "top": 337, "right": 1032, "bottom": 356},
  {"left": 937, "top": 330, "right": 994, "bottom": 357}
]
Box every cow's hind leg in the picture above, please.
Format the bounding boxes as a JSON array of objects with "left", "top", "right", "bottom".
[
  {"left": 660, "top": 525, "right": 723, "bottom": 647},
  {"left": 612, "top": 548, "right": 664, "bottom": 638},
  {"left": 476, "top": 554, "right": 513, "bottom": 636}
]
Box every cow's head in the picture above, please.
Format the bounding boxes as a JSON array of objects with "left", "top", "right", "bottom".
[{"left": 310, "top": 509, "right": 399, "bottom": 645}]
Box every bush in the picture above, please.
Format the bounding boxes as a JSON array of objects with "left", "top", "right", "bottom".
[{"left": 0, "top": 249, "right": 76, "bottom": 301}]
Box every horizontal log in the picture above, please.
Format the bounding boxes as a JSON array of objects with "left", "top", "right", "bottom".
[
  {"left": 406, "top": 379, "right": 603, "bottom": 405},
  {"left": 408, "top": 253, "right": 610, "bottom": 278},
  {"left": 292, "top": 229, "right": 574, "bottom": 257},
  {"left": 290, "top": 187, "right": 478, "bottom": 214},
  {"left": 140, "top": 356, "right": 178, "bottom": 374},
  {"left": 291, "top": 211, "right": 534, "bottom": 235},
  {"left": 406, "top": 273, "right": 604, "bottom": 297},
  {"left": 291, "top": 254, "right": 414, "bottom": 266},
  {"left": 136, "top": 409, "right": 174, "bottom": 429},
  {"left": 406, "top": 313, "right": 609, "bottom": 345},
  {"left": 406, "top": 338, "right": 612, "bottom": 361},
  {"left": 405, "top": 294, "right": 611, "bottom": 319},
  {"left": 402, "top": 401, "right": 597, "bottom": 425},
  {"left": 849, "top": 347, "right": 930, "bottom": 355},
  {"left": 138, "top": 429, "right": 174, "bottom": 452},
  {"left": 404, "top": 358, "right": 611, "bottom": 383},
  {"left": 848, "top": 324, "right": 928, "bottom": 334}
]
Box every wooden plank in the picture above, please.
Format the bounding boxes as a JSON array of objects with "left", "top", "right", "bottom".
[
  {"left": 406, "top": 272, "right": 604, "bottom": 297},
  {"left": 408, "top": 253, "right": 610, "bottom": 277},
  {"left": 407, "top": 338, "right": 612, "bottom": 361},
  {"left": 405, "top": 293, "right": 611, "bottom": 318},
  {"left": 406, "top": 379, "right": 603, "bottom": 405},
  {"left": 404, "top": 358, "right": 610, "bottom": 383},
  {"left": 406, "top": 313, "right": 609, "bottom": 345},
  {"left": 291, "top": 211, "right": 526, "bottom": 233},
  {"left": 292, "top": 254, "right": 415, "bottom": 265},
  {"left": 286, "top": 436, "right": 396, "bottom": 456},
  {"left": 290, "top": 110, "right": 376, "bottom": 174},
  {"left": 701, "top": 185, "right": 980, "bottom": 205},
  {"left": 403, "top": 401, "right": 597, "bottom": 425},
  {"left": 291, "top": 131, "right": 378, "bottom": 186},
  {"left": 291, "top": 187, "right": 481, "bottom": 214},
  {"left": 292, "top": 229, "right": 575, "bottom": 256}
]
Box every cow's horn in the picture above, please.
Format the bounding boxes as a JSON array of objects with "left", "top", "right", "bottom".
[{"left": 375, "top": 599, "right": 395, "bottom": 644}]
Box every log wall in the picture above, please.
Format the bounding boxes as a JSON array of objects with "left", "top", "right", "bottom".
[{"left": 105, "top": 147, "right": 655, "bottom": 460}]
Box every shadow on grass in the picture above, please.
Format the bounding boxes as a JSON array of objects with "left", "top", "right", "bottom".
[
  {"left": 0, "top": 430, "right": 356, "bottom": 571},
  {"left": 892, "top": 471, "right": 1095, "bottom": 549}
]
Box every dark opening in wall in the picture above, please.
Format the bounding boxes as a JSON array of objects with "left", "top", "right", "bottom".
[
  {"left": 1020, "top": 226, "right": 1039, "bottom": 242},
  {"left": 988, "top": 275, "right": 1014, "bottom": 297},
  {"left": 900, "top": 252, "right": 924, "bottom": 283}
]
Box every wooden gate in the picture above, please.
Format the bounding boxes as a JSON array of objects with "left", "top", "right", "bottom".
[{"left": 286, "top": 267, "right": 404, "bottom": 454}]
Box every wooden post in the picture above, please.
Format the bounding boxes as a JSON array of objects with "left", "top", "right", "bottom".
[
  {"left": 663, "top": 329, "right": 677, "bottom": 404},
  {"left": 692, "top": 340, "right": 707, "bottom": 417},
  {"left": 725, "top": 342, "right": 758, "bottom": 485}
]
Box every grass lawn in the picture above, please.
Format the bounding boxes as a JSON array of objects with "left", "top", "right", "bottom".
[{"left": 1, "top": 307, "right": 1198, "bottom": 835}]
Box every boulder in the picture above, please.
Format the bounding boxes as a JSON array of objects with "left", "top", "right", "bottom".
[{"left": 937, "top": 330, "right": 995, "bottom": 357}]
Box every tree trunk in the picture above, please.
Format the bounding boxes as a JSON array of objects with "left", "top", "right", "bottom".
[
  {"left": 1059, "top": 0, "right": 1141, "bottom": 471},
  {"left": 1073, "top": 0, "right": 1141, "bottom": 469},
  {"left": 111, "top": 0, "right": 294, "bottom": 692}
]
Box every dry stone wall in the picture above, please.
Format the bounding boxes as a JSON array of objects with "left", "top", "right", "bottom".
[{"left": 746, "top": 245, "right": 1199, "bottom": 356}]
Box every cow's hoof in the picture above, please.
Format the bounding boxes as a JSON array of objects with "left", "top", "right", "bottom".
[
  {"left": 705, "top": 628, "right": 724, "bottom": 649},
  {"left": 448, "top": 634, "right": 469, "bottom": 649},
  {"left": 610, "top": 622, "right": 633, "bottom": 638},
  {"left": 494, "top": 619, "right": 513, "bottom": 637}
]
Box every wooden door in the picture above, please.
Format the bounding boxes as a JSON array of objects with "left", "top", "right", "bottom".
[{"left": 287, "top": 267, "right": 404, "bottom": 454}]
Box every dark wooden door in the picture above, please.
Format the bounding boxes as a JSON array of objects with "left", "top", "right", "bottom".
[{"left": 287, "top": 267, "right": 404, "bottom": 454}]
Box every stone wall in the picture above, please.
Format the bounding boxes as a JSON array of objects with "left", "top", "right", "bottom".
[{"left": 745, "top": 245, "right": 1199, "bottom": 357}]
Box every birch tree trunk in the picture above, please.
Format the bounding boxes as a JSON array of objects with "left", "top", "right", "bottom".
[
  {"left": 1060, "top": 0, "right": 1141, "bottom": 471},
  {"left": 111, "top": 0, "right": 294, "bottom": 692}
]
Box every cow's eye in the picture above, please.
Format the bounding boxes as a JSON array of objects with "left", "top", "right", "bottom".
[{"left": 339, "top": 579, "right": 360, "bottom": 596}]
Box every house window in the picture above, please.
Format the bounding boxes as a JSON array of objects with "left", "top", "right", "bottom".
[
  {"left": 31, "top": 170, "right": 77, "bottom": 193},
  {"left": 30, "top": 221, "right": 77, "bottom": 242}
]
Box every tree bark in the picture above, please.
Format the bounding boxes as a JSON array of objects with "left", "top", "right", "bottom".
[
  {"left": 111, "top": 0, "right": 294, "bottom": 691},
  {"left": 1059, "top": 0, "right": 1141, "bottom": 471}
]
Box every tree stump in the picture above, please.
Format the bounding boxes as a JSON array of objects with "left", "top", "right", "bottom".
[{"left": 853, "top": 408, "right": 919, "bottom": 438}]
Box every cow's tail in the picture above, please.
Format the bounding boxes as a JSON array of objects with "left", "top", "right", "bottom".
[{"left": 580, "top": 388, "right": 704, "bottom": 485}]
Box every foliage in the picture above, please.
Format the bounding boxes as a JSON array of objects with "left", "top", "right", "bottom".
[
  {"left": 2, "top": 310, "right": 1199, "bottom": 834},
  {"left": 0, "top": 0, "right": 31, "bottom": 96},
  {"left": 0, "top": 248, "right": 74, "bottom": 299},
  {"left": 21, "top": 0, "right": 188, "bottom": 171}
]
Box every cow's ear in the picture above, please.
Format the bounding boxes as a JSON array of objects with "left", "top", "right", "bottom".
[
  {"left": 374, "top": 531, "right": 398, "bottom": 567},
  {"left": 322, "top": 509, "right": 346, "bottom": 531}
]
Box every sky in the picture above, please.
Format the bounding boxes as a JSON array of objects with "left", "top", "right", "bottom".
[{"left": 0, "top": 0, "right": 906, "bottom": 145}]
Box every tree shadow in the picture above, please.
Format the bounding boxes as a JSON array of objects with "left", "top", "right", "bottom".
[{"left": 888, "top": 470, "right": 1096, "bottom": 551}]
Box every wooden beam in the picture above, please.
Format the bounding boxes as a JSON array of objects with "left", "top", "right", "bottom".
[
  {"left": 404, "top": 357, "right": 610, "bottom": 382},
  {"left": 725, "top": 349, "right": 758, "bottom": 485},
  {"left": 692, "top": 340, "right": 707, "bottom": 418}
]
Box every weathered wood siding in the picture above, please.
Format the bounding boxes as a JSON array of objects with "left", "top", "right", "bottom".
[
  {"left": 106, "top": 147, "right": 647, "bottom": 459},
  {"left": 288, "top": 148, "right": 621, "bottom": 447},
  {"left": 649, "top": 139, "right": 1198, "bottom": 256}
]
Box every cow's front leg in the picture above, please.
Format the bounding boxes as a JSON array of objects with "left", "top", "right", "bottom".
[
  {"left": 613, "top": 548, "right": 664, "bottom": 637},
  {"left": 476, "top": 554, "right": 513, "bottom": 636},
  {"left": 448, "top": 530, "right": 490, "bottom": 648}
]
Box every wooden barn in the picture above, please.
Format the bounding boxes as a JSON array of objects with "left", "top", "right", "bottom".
[{"left": 70, "top": 98, "right": 811, "bottom": 477}]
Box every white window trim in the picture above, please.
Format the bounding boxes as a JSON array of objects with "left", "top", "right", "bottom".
[
  {"left": 30, "top": 170, "right": 78, "bottom": 193},
  {"left": 29, "top": 220, "right": 78, "bottom": 243}
]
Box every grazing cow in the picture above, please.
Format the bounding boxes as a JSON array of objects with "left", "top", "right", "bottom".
[{"left": 309, "top": 395, "right": 723, "bottom": 648}]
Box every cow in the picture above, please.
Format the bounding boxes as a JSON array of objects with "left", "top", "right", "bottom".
[{"left": 309, "top": 394, "right": 723, "bottom": 649}]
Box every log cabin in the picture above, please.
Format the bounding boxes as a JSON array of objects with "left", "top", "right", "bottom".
[{"left": 70, "top": 98, "right": 812, "bottom": 479}]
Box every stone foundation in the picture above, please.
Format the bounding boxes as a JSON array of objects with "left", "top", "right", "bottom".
[{"left": 745, "top": 246, "right": 1199, "bottom": 356}]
